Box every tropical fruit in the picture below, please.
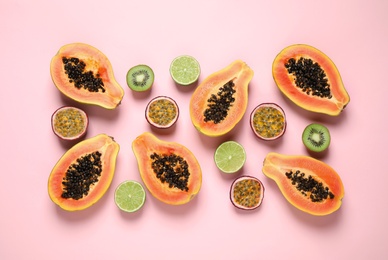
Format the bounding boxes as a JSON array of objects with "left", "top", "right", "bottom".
[
  {"left": 214, "top": 141, "right": 246, "bottom": 174},
  {"left": 272, "top": 44, "right": 350, "bottom": 116},
  {"left": 50, "top": 43, "right": 124, "bottom": 109},
  {"left": 114, "top": 180, "right": 146, "bottom": 213},
  {"left": 302, "top": 123, "right": 331, "bottom": 152},
  {"left": 250, "top": 103, "right": 286, "bottom": 141},
  {"left": 190, "top": 60, "right": 254, "bottom": 137},
  {"left": 132, "top": 132, "right": 202, "bottom": 205},
  {"left": 170, "top": 55, "right": 200, "bottom": 85},
  {"left": 126, "top": 64, "right": 154, "bottom": 92},
  {"left": 262, "top": 152, "right": 344, "bottom": 216},
  {"left": 51, "top": 106, "right": 88, "bottom": 141},
  {"left": 230, "top": 176, "right": 265, "bottom": 210},
  {"left": 48, "top": 134, "right": 120, "bottom": 211},
  {"left": 145, "top": 96, "right": 179, "bottom": 129}
]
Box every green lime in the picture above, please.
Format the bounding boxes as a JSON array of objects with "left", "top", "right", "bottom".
[
  {"left": 114, "top": 180, "right": 146, "bottom": 213},
  {"left": 214, "top": 141, "right": 246, "bottom": 174},
  {"left": 170, "top": 55, "right": 200, "bottom": 85}
]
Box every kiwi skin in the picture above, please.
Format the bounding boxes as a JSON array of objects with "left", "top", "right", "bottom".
[
  {"left": 302, "top": 123, "right": 331, "bottom": 152},
  {"left": 126, "top": 64, "right": 154, "bottom": 92}
]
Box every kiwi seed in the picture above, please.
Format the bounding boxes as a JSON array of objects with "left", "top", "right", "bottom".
[
  {"left": 302, "top": 123, "right": 331, "bottom": 152},
  {"left": 126, "top": 64, "right": 154, "bottom": 92}
]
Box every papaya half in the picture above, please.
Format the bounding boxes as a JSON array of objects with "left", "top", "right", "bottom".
[
  {"left": 262, "top": 152, "right": 344, "bottom": 216},
  {"left": 189, "top": 60, "right": 254, "bottom": 137},
  {"left": 48, "top": 134, "right": 120, "bottom": 211},
  {"left": 132, "top": 132, "right": 202, "bottom": 205},
  {"left": 272, "top": 44, "right": 350, "bottom": 116},
  {"left": 50, "top": 43, "right": 124, "bottom": 109}
]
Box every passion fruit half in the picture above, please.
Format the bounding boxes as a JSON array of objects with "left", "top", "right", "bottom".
[
  {"left": 250, "top": 103, "right": 286, "bottom": 141},
  {"left": 51, "top": 106, "right": 88, "bottom": 141},
  {"left": 145, "top": 96, "right": 179, "bottom": 129},
  {"left": 230, "top": 175, "right": 264, "bottom": 210}
]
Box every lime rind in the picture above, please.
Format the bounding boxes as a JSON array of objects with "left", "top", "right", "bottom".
[
  {"left": 114, "top": 180, "right": 146, "bottom": 213},
  {"left": 170, "top": 55, "right": 200, "bottom": 85},
  {"left": 214, "top": 141, "right": 246, "bottom": 174}
]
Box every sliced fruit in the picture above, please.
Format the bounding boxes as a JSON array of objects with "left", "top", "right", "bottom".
[
  {"left": 189, "top": 60, "right": 254, "bottom": 137},
  {"left": 214, "top": 141, "right": 246, "bottom": 174},
  {"left": 250, "top": 103, "right": 286, "bottom": 141},
  {"left": 51, "top": 106, "right": 88, "bottom": 141},
  {"left": 114, "top": 180, "right": 146, "bottom": 213},
  {"left": 272, "top": 44, "right": 350, "bottom": 116},
  {"left": 145, "top": 96, "right": 179, "bottom": 129},
  {"left": 126, "top": 64, "right": 154, "bottom": 92},
  {"left": 50, "top": 43, "right": 124, "bottom": 109},
  {"left": 262, "top": 152, "right": 344, "bottom": 216},
  {"left": 230, "top": 176, "right": 264, "bottom": 210},
  {"left": 132, "top": 132, "right": 202, "bottom": 205},
  {"left": 302, "top": 123, "right": 331, "bottom": 152},
  {"left": 170, "top": 55, "right": 200, "bottom": 85},
  {"left": 48, "top": 134, "right": 120, "bottom": 211}
]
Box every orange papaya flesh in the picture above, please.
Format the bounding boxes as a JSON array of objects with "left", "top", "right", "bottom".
[
  {"left": 50, "top": 43, "right": 124, "bottom": 109},
  {"left": 190, "top": 60, "right": 254, "bottom": 137},
  {"left": 132, "top": 132, "right": 202, "bottom": 205},
  {"left": 48, "top": 134, "right": 119, "bottom": 211},
  {"left": 262, "top": 152, "right": 344, "bottom": 216},
  {"left": 272, "top": 44, "right": 350, "bottom": 116}
]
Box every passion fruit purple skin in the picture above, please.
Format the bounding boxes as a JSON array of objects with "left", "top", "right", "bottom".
[
  {"left": 230, "top": 175, "right": 265, "bottom": 210},
  {"left": 249, "top": 102, "right": 287, "bottom": 141},
  {"left": 51, "top": 106, "right": 88, "bottom": 141},
  {"left": 145, "top": 96, "right": 179, "bottom": 129}
]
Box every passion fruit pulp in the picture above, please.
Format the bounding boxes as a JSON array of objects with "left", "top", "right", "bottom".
[
  {"left": 51, "top": 106, "right": 88, "bottom": 141},
  {"left": 250, "top": 103, "right": 286, "bottom": 141},
  {"left": 145, "top": 96, "right": 179, "bottom": 129},
  {"left": 230, "top": 175, "right": 264, "bottom": 210}
]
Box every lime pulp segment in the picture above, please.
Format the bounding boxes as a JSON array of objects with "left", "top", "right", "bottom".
[
  {"left": 170, "top": 55, "right": 200, "bottom": 85},
  {"left": 214, "top": 141, "right": 246, "bottom": 173},
  {"left": 114, "top": 180, "right": 146, "bottom": 213}
]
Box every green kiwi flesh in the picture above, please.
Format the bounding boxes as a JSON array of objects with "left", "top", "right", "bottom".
[
  {"left": 302, "top": 123, "right": 331, "bottom": 152},
  {"left": 126, "top": 65, "right": 154, "bottom": 92}
]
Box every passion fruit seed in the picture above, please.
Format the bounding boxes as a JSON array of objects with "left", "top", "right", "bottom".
[
  {"left": 285, "top": 170, "right": 334, "bottom": 202},
  {"left": 252, "top": 106, "right": 285, "bottom": 139},
  {"left": 233, "top": 179, "right": 262, "bottom": 208},
  {"left": 204, "top": 80, "right": 236, "bottom": 124},
  {"left": 61, "top": 151, "right": 102, "bottom": 200},
  {"left": 285, "top": 57, "right": 332, "bottom": 99},
  {"left": 150, "top": 153, "right": 190, "bottom": 192},
  {"left": 148, "top": 98, "right": 177, "bottom": 126},
  {"left": 53, "top": 108, "right": 86, "bottom": 138},
  {"left": 62, "top": 57, "right": 105, "bottom": 93}
]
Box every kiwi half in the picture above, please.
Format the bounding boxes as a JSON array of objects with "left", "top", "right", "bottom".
[
  {"left": 126, "top": 64, "right": 154, "bottom": 92},
  {"left": 302, "top": 123, "right": 331, "bottom": 152}
]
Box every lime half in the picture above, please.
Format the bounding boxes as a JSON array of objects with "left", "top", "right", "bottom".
[
  {"left": 114, "top": 180, "right": 146, "bottom": 213},
  {"left": 170, "top": 55, "right": 200, "bottom": 85},
  {"left": 214, "top": 141, "right": 246, "bottom": 174}
]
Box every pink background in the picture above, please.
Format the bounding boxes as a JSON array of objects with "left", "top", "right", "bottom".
[{"left": 1, "top": 0, "right": 387, "bottom": 259}]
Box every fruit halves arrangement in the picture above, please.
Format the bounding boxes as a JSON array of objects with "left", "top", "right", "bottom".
[{"left": 48, "top": 42, "right": 350, "bottom": 216}]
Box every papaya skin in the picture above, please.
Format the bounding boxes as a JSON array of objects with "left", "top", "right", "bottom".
[
  {"left": 50, "top": 43, "right": 124, "bottom": 109},
  {"left": 262, "top": 152, "right": 344, "bottom": 216},
  {"left": 48, "top": 134, "right": 120, "bottom": 211},
  {"left": 189, "top": 60, "right": 254, "bottom": 137},
  {"left": 132, "top": 132, "right": 202, "bottom": 205},
  {"left": 272, "top": 44, "right": 350, "bottom": 116}
]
